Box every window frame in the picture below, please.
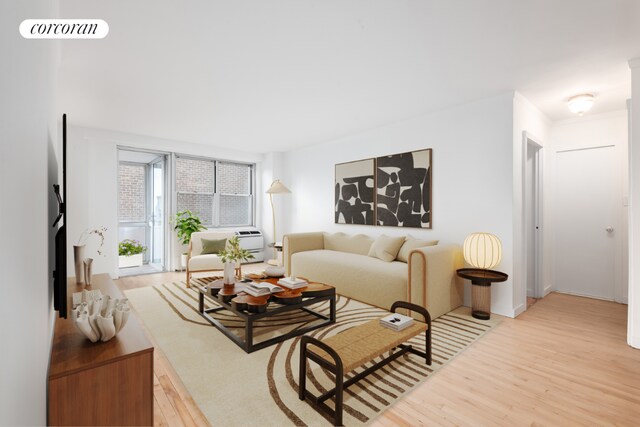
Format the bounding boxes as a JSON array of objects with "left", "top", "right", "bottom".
[{"left": 174, "top": 154, "right": 255, "bottom": 228}]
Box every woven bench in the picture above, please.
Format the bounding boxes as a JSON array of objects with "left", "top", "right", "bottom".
[{"left": 299, "top": 301, "right": 431, "bottom": 426}]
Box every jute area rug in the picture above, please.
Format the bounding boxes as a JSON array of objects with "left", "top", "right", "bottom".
[{"left": 125, "top": 278, "right": 501, "bottom": 426}]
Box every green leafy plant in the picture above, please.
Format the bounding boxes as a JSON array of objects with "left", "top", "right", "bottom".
[
  {"left": 218, "top": 236, "right": 254, "bottom": 264},
  {"left": 173, "top": 210, "right": 206, "bottom": 246},
  {"left": 118, "top": 239, "right": 147, "bottom": 256}
]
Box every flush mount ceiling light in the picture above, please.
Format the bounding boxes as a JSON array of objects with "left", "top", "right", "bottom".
[{"left": 567, "top": 93, "right": 595, "bottom": 116}]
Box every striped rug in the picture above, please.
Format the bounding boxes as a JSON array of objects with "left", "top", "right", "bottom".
[{"left": 125, "top": 278, "right": 501, "bottom": 427}]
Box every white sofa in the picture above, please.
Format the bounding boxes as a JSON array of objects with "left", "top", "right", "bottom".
[
  {"left": 186, "top": 231, "right": 240, "bottom": 288},
  {"left": 284, "top": 232, "right": 464, "bottom": 319}
]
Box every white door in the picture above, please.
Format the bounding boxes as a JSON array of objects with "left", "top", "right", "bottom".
[
  {"left": 555, "top": 146, "right": 618, "bottom": 300},
  {"left": 525, "top": 141, "right": 542, "bottom": 298}
]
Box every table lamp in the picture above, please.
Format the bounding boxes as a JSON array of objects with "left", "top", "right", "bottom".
[
  {"left": 457, "top": 232, "right": 508, "bottom": 320},
  {"left": 266, "top": 179, "right": 291, "bottom": 266},
  {"left": 463, "top": 232, "right": 502, "bottom": 269}
]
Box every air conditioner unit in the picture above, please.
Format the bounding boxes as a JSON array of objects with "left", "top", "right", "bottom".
[{"left": 232, "top": 227, "right": 264, "bottom": 263}]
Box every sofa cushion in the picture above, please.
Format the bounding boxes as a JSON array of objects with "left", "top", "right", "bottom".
[
  {"left": 323, "top": 232, "right": 373, "bottom": 255},
  {"left": 188, "top": 254, "right": 224, "bottom": 271},
  {"left": 368, "top": 235, "right": 405, "bottom": 262},
  {"left": 291, "top": 250, "right": 407, "bottom": 310},
  {"left": 396, "top": 236, "right": 439, "bottom": 263},
  {"left": 190, "top": 231, "right": 237, "bottom": 255},
  {"left": 201, "top": 238, "right": 227, "bottom": 255}
]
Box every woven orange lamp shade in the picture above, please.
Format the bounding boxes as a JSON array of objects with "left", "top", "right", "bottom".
[{"left": 463, "top": 232, "right": 502, "bottom": 269}]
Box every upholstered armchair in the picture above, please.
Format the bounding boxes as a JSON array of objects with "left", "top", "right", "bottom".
[{"left": 186, "top": 231, "right": 240, "bottom": 288}]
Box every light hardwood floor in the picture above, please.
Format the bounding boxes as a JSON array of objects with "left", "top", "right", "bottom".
[{"left": 115, "top": 272, "right": 640, "bottom": 426}]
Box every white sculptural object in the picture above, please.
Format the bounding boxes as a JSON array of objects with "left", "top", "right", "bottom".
[{"left": 71, "top": 295, "right": 130, "bottom": 343}]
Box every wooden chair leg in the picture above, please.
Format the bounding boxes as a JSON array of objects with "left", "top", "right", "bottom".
[
  {"left": 335, "top": 365, "right": 344, "bottom": 426},
  {"left": 299, "top": 343, "right": 307, "bottom": 401},
  {"left": 186, "top": 269, "right": 191, "bottom": 288}
]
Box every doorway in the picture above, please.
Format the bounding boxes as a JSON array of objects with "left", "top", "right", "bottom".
[
  {"left": 524, "top": 133, "right": 544, "bottom": 299},
  {"left": 554, "top": 145, "right": 620, "bottom": 301},
  {"left": 117, "top": 148, "right": 168, "bottom": 277}
]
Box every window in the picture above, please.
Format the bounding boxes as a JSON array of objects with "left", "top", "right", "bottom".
[
  {"left": 218, "top": 162, "right": 252, "bottom": 226},
  {"left": 175, "top": 156, "right": 254, "bottom": 227},
  {"left": 118, "top": 163, "right": 146, "bottom": 222},
  {"left": 175, "top": 157, "right": 215, "bottom": 225}
]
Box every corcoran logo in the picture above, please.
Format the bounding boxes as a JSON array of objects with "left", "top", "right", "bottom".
[{"left": 20, "top": 19, "right": 109, "bottom": 39}]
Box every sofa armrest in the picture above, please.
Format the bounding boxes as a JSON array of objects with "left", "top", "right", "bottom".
[
  {"left": 408, "top": 244, "right": 464, "bottom": 320},
  {"left": 283, "top": 232, "right": 325, "bottom": 276}
]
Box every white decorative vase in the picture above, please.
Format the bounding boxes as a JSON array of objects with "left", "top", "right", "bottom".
[
  {"left": 73, "top": 245, "right": 86, "bottom": 284},
  {"left": 181, "top": 253, "right": 188, "bottom": 270},
  {"left": 71, "top": 297, "right": 130, "bottom": 343},
  {"left": 223, "top": 261, "right": 236, "bottom": 285},
  {"left": 83, "top": 258, "right": 94, "bottom": 286}
]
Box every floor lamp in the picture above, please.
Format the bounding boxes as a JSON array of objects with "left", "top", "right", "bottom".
[{"left": 266, "top": 179, "right": 291, "bottom": 266}]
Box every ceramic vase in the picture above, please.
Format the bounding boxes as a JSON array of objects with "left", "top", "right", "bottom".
[
  {"left": 83, "top": 258, "right": 94, "bottom": 286},
  {"left": 71, "top": 298, "right": 130, "bottom": 343},
  {"left": 73, "top": 245, "right": 86, "bottom": 284},
  {"left": 223, "top": 261, "right": 236, "bottom": 285}
]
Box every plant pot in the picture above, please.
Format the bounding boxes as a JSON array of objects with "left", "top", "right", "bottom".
[
  {"left": 118, "top": 254, "right": 143, "bottom": 268},
  {"left": 223, "top": 261, "right": 236, "bottom": 285},
  {"left": 181, "top": 253, "right": 188, "bottom": 270}
]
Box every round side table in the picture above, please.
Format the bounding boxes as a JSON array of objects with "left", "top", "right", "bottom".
[{"left": 456, "top": 268, "right": 508, "bottom": 320}]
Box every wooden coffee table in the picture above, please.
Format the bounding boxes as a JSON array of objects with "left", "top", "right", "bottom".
[{"left": 194, "top": 278, "right": 336, "bottom": 353}]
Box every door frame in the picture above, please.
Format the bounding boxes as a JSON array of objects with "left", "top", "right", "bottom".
[
  {"left": 522, "top": 131, "right": 545, "bottom": 300},
  {"left": 146, "top": 154, "right": 168, "bottom": 269},
  {"left": 117, "top": 146, "right": 171, "bottom": 274}
]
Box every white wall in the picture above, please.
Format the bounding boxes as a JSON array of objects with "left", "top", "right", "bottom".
[
  {"left": 549, "top": 110, "right": 629, "bottom": 304},
  {"left": 0, "top": 0, "right": 58, "bottom": 424},
  {"left": 66, "top": 126, "right": 264, "bottom": 277},
  {"left": 284, "top": 93, "right": 517, "bottom": 316},
  {"left": 512, "top": 93, "right": 552, "bottom": 315},
  {"left": 628, "top": 58, "right": 640, "bottom": 349}
]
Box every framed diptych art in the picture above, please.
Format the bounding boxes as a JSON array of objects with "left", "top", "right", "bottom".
[
  {"left": 376, "top": 149, "right": 432, "bottom": 228},
  {"left": 334, "top": 149, "right": 432, "bottom": 229},
  {"left": 334, "top": 159, "right": 375, "bottom": 225}
]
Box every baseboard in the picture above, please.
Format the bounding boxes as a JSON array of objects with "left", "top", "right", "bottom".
[
  {"left": 628, "top": 335, "right": 640, "bottom": 349},
  {"left": 511, "top": 303, "right": 526, "bottom": 318},
  {"left": 543, "top": 284, "right": 552, "bottom": 297},
  {"left": 555, "top": 290, "right": 615, "bottom": 302}
]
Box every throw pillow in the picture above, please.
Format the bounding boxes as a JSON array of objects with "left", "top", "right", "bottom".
[
  {"left": 367, "top": 235, "right": 405, "bottom": 262},
  {"left": 201, "top": 238, "right": 227, "bottom": 255},
  {"left": 396, "top": 236, "right": 439, "bottom": 263}
]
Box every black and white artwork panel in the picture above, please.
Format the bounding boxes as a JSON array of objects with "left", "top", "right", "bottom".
[
  {"left": 335, "top": 159, "right": 375, "bottom": 225},
  {"left": 376, "top": 149, "right": 431, "bottom": 228}
]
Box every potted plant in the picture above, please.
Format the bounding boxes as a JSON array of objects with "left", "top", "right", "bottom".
[
  {"left": 173, "top": 210, "right": 206, "bottom": 268},
  {"left": 118, "top": 239, "right": 147, "bottom": 268},
  {"left": 217, "top": 235, "right": 255, "bottom": 284}
]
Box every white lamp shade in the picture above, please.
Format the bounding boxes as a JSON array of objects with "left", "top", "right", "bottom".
[
  {"left": 266, "top": 179, "right": 291, "bottom": 194},
  {"left": 463, "top": 233, "right": 502, "bottom": 269},
  {"left": 567, "top": 94, "right": 594, "bottom": 116}
]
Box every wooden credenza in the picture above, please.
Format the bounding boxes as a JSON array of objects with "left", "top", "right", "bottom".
[{"left": 48, "top": 274, "right": 154, "bottom": 426}]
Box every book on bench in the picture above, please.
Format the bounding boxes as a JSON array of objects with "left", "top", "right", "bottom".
[
  {"left": 379, "top": 313, "right": 414, "bottom": 332},
  {"left": 243, "top": 282, "right": 284, "bottom": 297},
  {"left": 277, "top": 276, "right": 308, "bottom": 289}
]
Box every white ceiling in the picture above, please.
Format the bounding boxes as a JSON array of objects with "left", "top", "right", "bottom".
[{"left": 58, "top": 0, "right": 640, "bottom": 152}]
